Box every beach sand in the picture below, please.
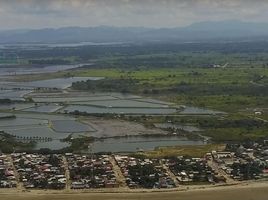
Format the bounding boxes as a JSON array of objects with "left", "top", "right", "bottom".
[{"left": 1, "top": 182, "right": 268, "bottom": 200}]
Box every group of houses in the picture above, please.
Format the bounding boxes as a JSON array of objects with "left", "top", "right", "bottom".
[
  {"left": 66, "top": 154, "right": 118, "bottom": 189},
  {"left": 1, "top": 142, "right": 268, "bottom": 190},
  {"left": 0, "top": 154, "right": 16, "bottom": 188},
  {"left": 213, "top": 142, "right": 268, "bottom": 181},
  {"left": 11, "top": 153, "right": 66, "bottom": 189},
  {"left": 114, "top": 155, "right": 176, "bottom": 189},
  {"left": 164, "top": 156, "right": 222, "bottom": 184}
]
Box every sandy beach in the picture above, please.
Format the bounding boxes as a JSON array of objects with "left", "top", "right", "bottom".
[{"left": 1, "top": 181, "right": 268, "bottom": 200}]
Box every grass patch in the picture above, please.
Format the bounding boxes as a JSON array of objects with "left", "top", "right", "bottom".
[{"left": 137, "top": 144, "right": 225, "bottom": 158}]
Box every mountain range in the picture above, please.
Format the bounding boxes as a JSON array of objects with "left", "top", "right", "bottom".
[{"left": 1, "top": 20, "right": 268, "bottom": 44}]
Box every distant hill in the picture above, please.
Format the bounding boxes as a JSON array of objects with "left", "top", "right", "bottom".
[{"left": 1, "top": 20, "right": 268, "bottom": 44}]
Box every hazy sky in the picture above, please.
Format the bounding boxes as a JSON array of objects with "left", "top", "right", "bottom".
[{"left": 0, "top": 0, "right": 268, "bottom": 30}]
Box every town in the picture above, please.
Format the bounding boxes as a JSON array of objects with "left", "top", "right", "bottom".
[{"left": 1, "top": 141, "right": 268, "bottom": 190}]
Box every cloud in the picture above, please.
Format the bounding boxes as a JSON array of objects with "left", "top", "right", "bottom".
[{"left": 0, "top": 0, "right": 267, "bottom": 29}]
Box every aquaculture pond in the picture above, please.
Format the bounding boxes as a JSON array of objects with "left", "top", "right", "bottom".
[
  {"left": 0, "top": 117, "right": 47, "bottom": 127},
  {"left": 71, "top": 99, "right": 170, "bottom": 108},
  {"left": 51, "top": 120, "right": 95, "bottom": 133},
  {"left": 0, "top": 103, "right": 35, "bottom": 111},
  {"left": 23, "top": 104, "right": 63, "bottom": 113},
  {"left": 4, "top": 126, "right": 71, "bottom": 140},
  {"left": 0, "top": 90, "right": 31, "bottom": 101},
  {"left": 32, "top": 95, "right": 118, "bottom": 103},
  {"left": 62, "top": 105, "right": 178, "bottom": 115},
  {"left": 0, "top": 113, "right": 76, "bottom": 141},
  {"left": 34, "top": 135, "right": 205, "bottom": 151},
  {"left": 34, "top": 140, "right": 70, "bottom": 150},
  {"left": 90, "top": 135, "right": 205, "bottom": 153},
  {"left": 0, "top": 63, "right": 90, "bottom": 76},
  {"left": 1, "top": 77, "right": 103, "bottom": 89},
  {"left": 29, "top": 92, "right": 164, "bottom": 103},
  {"left": 0, "top": 113, "right": 14, "bottom": 118}
]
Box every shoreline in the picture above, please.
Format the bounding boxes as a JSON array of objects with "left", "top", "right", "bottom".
[
  {"left": 1, "top": 179, "right": 268, "bottom": 195},
  {"left": 1, "top": 181, "right": 268, "bottom": 200}
]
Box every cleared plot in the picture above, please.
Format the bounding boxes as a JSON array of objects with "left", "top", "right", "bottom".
[
  {"left": 80, "top": 117, "right": 169, "bottom": 138},
  {"left": 63, "top": 105, "right": 177, "bottom": 114},
  {"left": 23, "top": 104, "right": 63, "bottom": 113},
  {"left": 71, "top": 99, "right": 170, "bottom": 108},
  {"left": 51, "top": 120, "right": 95, "bottom": 133}
]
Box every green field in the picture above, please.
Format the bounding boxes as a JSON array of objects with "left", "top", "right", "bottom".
[
  {"left": 70, "top": 67, "right": 268, "bottom": 112},
  {"left": 136, "top": 144, "right": 225, "bottom": 158}
]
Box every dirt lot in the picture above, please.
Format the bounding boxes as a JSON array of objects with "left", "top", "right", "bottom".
[{"left": 81, "top": 117, "right": 168, "bottom": 138}]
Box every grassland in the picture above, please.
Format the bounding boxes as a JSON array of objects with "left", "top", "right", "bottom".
[
  {"left": 71, "top": 67, "right": 268, "bottom": 111},
  {"left": 136, "top": 144, "right": 225, "bottom": 158}
]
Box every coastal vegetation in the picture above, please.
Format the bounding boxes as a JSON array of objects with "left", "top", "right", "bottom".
[{"left": 0, "top": 132, "right": 36, "bottom": 153}]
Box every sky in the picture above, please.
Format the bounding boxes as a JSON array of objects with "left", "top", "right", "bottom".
[{"left": 0, "top": 0, "right": 268, "bottom": 30}]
